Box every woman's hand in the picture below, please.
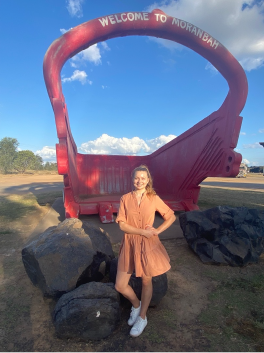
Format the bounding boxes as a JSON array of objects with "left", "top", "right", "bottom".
[{"left": 142, "top": 224, "right": 158, "bottom": 238}]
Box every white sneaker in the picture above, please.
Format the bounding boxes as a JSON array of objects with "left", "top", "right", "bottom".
[
  {"left": 130, "top": 316, "right": 148, "bottom": 337},
  {"left": 127, "top": 301, "right": 141, "bottom": 326}
]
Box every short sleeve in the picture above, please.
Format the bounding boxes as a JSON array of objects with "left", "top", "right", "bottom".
[
  {"left": 115, "top": 196, "right": 127, "bottom": 223},
  {"left": 155, "top": 195, "right": 174, "bottom": 220}
]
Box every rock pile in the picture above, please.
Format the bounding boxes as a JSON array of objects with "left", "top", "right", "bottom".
[
  {"left": 179, "top": 206, "right": 264, "bottom": 266},
  {"left": 22, "top": 218, "right": 114, "bottom": 298},
  {"left": 22, "top": 218, "right": 169, "bottom": 341},
  {"left": 53, "top": 282, "right": 120, "bottom": 341}
]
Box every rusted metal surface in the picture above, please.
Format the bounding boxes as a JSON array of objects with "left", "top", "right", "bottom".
[{"left": 43, "top": 9, "right": 248, "bottom": 222}]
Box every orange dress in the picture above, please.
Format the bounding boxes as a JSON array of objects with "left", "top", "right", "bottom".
[{"left": 116, "top": 191, "right": 174, "bottom": 277}]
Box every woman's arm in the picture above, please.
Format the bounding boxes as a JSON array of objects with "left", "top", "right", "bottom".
[
  {"left": 156, "top": 214, "right": 176, "bottom": 235},
  {"left": 146, "top": 214, "right": 176, "bottom": 235},
  {"left": 119, "top": 221, "right": 158, "bottom": 239}
]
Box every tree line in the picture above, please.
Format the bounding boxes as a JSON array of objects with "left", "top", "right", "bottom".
[
  {"left": 0, "top": 137, "right": 57, "bottom": 174},
  {"left": 248, "top": 166, "right": 264, "bottom": 173}
]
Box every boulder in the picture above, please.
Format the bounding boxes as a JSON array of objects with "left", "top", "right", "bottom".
[
  {"left": 22, "top": 218, "right": 114, "bottom": 297},
  {"left": 53, "top": 282, "right": 120, "bottom": 341},
  {"left": 109, "top": 257, "right": 168, "bottom": 306},
  {"left": 109, "top": 257, "right": 118, "bottom": 283},
  {"left": 179, "top": 206, "right": 264, "bottom": 266}
]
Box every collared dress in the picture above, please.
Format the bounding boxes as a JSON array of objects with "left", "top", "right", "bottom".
[{"left": 116, "top": 191, "right": 174, "bottom": 277}]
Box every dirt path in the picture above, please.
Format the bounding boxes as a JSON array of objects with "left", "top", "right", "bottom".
[
  {"left": 0, "top": 174, "right": 264, "bottom": 196},
  {"left": 0, "top": 174, "right": 63, "bottom": 195}
]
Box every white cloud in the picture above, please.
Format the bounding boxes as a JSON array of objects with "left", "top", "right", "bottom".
[
  {"left": 71, "top": 44, "right": 102, "bottom": 66},
  {"left": 148, "top": 36, "right": 182, "bottom": 51},
  {"left": 205, "top": 62, "right": 218, "bottom": 74},
  {"left": 60, "top": 28, "right": 71, "bottom": 34},
  {"left": 259, "top": 128, "right": 264, "bottom": 133},
  {"left": 239, "top": 57, "right": 264, "bottom": 71},
  {"left": 248, "top": 161, "right": 260, "bottom": 166},
  {"left": 66, "top": 0, "right": 84, "bottom": 18},
  {"left": 62, "top": 70, "right": 92, "bottom": 85},
  {"left": 243, "top": 142, "right": 263, "bottom": 149},
  {"left": 35, "top": 146, "right": 56, "bottom": 162},
  {"left": 146, "top": 0, "right": 264, "bottom": 71},
  {"left": 62, "top": 42, "right": 110, "bottom": 85},
  {"left": 147, "top": 135, "right": 176, "bottom": 152},
  {"left": 240, "top": 132, "right": 246, "bottom": 135},
  {"left": 78, "top": 134, "right": 177, "bottom": 155},
  {"left": 101, "top": 41, "right": 110, "bottom": 51},
  {"left": 242, "top": 158, "right": 250, "bottom": 165}
]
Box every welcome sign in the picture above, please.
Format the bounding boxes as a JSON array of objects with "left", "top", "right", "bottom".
[{"left": 98, "top": 11, "right": 219, "bottom": 50}]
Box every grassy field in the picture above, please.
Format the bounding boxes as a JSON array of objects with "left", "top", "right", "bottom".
[
  {"left": 0, "top": 180, "right": 264, "bottom": 351},
  {"left": 199, "top": 185, "right": 264, "bottom": 210}
]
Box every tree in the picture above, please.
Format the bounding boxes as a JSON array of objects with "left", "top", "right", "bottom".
[
  {"left": 0, "top": 137, "right": 19, "bottom": 174},
  {"left": 43, "top": 162, "right": 57, "bottom": 171},
  {"left": 13, "top": 150, "right": 41, "bottom": 174},
  {"left": 32, "top": 154, "right": 43, "bottom": 170}
]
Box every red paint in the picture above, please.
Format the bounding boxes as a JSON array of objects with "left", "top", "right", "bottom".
[{"left": 43, "top": 9, "right": 248, "bottom": 222}]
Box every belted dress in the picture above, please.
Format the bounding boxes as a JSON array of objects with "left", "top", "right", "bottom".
[{"left": 116, "top": 191, "right": 174, "bottom": 277}]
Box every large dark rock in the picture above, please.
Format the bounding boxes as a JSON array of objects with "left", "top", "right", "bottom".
[
  {"left": 179, "top": 206, "right": 264, "bottom": 266},
  {"left": 53, "top": 282, "right": 120, "bottom": 341},
  {"left": 22, "top": 218, "right": 114, "bottom": 297},
  {"left": 109, "top": 257, "right": 168, "bottom": 306}
]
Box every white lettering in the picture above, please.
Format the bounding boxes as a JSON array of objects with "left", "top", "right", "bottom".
[
  {"left": 98, "top": 17, "right": 109, "bottom": 27},
  {"left": 180, "top": 20, "right": 186, "bottom": 29},
  {"left": 98, "top": 12, "right": 219, "bottom": 51},
  {"left": 143, "top": 13, "right": 149, "bottom": 20},
  {"left": 121, "top": 13, "right": 127, "bottom": 22},
  {"left": 212, "top": 39, "right": 219, "bottom": 49},
  {"left": 135, "top": 13, "right": 143, "bottom": 21},
  {"left": 172, "top": 17, "right": 179, "bottom": 25},
  {"left": 114, "top": 14, "right": 122, "bottom": 23},
  {"left": 202, "top": 32, "right": 209, "bottom": 41},
  {"left": 197, "top": 28, "right": 203, "bottom": 38},
  {"left": 207, "top": 37, "right": 213, "bottom": 46},
  {"left": 127, "top": 13, "right": 134, "bottom": 21},
  {"left": 108, "top": 15, "right": 116, "bottom": 25},
  {"left": 191, "top": 26, "right": 197, "bottom": 35},
  {"left": 160, "top": 15, "right": 167, "bottom": 23},
  {"left": 186, "top": 23, "right": 192, "bottom": 32}
]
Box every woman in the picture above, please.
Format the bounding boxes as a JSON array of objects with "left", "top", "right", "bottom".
[{"left": 115, "top": 165, "right": 176, "bottom": 337}]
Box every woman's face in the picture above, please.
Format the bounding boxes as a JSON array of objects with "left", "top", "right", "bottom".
[{"left": 133, "top": 171, "right": 149, "bottom": 192}]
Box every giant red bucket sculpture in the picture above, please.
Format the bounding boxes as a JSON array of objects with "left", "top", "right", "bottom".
[{"left": 43, "top": 9, "right": 248, "bottom": 222}]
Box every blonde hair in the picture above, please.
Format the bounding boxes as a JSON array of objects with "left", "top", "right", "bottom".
[{"left": 131, "top": 165, "right": 156, "bottom": 197}]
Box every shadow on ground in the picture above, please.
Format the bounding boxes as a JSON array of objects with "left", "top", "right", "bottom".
[{"left": 2, "top": 183, "right": 64, "bottom": 196}]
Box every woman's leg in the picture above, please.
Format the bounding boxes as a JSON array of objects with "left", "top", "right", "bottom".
[
  {"left": 140, "top": 275, "right": 153, "bottom": 319},
  {"left": 115, "top": 270, "right": 140, "bottom": 308}
]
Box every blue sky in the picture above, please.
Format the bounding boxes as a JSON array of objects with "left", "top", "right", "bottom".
[{"left": 0, "top": 0, "right": 263, "bottom": 166}]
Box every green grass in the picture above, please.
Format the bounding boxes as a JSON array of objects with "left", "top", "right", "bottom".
[
  {"left": 144, "top": 321, "right": 166, "bottom": 344},
  {"left": 35, "top": 191, "right": 62, "bottom": 206},
  {"left": 199, "top": 273, "right": 264, "bottom": 351},
  {"left": 198, "top": 186, "right": 264, "bottom": 210},
  {"left": 0, "top": 192, "right": 62, "bottom": 234},
  {"left": 0, "top": 194, "right": 36, "bottom": 221}
]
